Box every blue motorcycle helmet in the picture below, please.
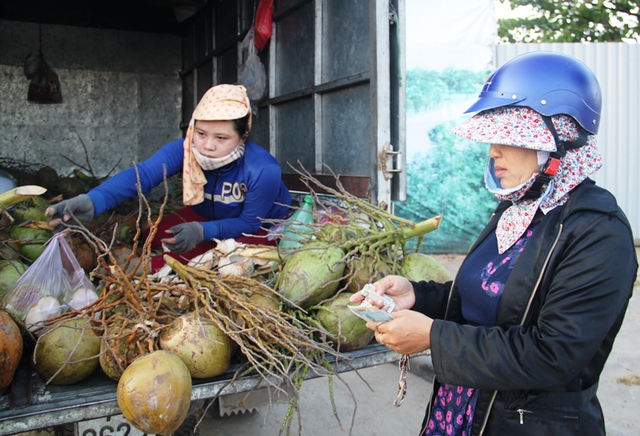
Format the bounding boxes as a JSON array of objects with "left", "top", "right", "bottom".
[{"left": 465, "top": 51, "right": 602, "bottom": 134}]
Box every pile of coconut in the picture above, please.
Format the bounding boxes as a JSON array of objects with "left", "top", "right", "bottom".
[{"left": 0, "top": 169, "right": 453, "bottom": 435}]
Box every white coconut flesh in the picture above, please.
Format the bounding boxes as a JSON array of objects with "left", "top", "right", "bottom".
[
  {"left": 67, "top": 287, "right": 99, "bottom": 311},
  {"left": 24, "top": 296, "right": 62, "bottom": 332}
]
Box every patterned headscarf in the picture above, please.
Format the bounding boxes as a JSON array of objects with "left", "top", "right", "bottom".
[
  {"left": 452, "top": 107, "right": 602, "bottom": 253},
  {"left": 183, "top": 84, "right": 252, "bottom": 205}
]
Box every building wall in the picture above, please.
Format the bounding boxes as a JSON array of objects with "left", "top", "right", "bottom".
[
  {"left": 496, "top": 43, "right": 640, "bottom": 242},
  {"left": 0, "top": 21, "right": 182, "bottom": 178}
]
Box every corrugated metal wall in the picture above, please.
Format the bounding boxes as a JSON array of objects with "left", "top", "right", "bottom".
[{"left": 495, "top": 43, "right": 640, "bottom": 242}]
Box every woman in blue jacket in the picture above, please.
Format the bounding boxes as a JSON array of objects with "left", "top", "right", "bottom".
[
  {"left": 46, "top": 84, "right": 291, "bottom": 272},
  {"left": 352, "top": 52, "right": 638, "bottom": 435}
]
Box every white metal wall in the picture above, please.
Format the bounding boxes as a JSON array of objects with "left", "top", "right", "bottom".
[{"left": 495, "top": 43, "right": 640, "bottom": 242}]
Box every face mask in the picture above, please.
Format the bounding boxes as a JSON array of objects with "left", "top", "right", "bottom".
[{"left": 192, "top": 143, "right": 245, "bottom": 171}]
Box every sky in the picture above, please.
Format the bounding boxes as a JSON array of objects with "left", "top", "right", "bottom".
[
  {"left": 405, "top": 0, "right": 497, "bottom": 71},
  {"left": 405, "top": 0, "right": 535, "bottom": 71}
]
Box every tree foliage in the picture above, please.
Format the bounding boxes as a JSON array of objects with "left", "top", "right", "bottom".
[
  {"left": 498, "top": 0, "right": 640, "bottom": 43},
  {"left": 406, "top": 68, "right": 489, "bottom": 114},
  {"left": 394, "top": 123, "right": 497, "bottom": 254}
]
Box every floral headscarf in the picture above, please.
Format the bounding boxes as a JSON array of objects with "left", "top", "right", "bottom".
[
  {"left": 452, "top": 107, "right": 602, "bottom": 253},
  {"left": 182, "top": 84, "right": 252, "bottom": 205}
]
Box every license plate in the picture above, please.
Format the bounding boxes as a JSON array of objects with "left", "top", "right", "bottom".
[{"left": 76, "top": 414, "right": 147, "bottom": 436}]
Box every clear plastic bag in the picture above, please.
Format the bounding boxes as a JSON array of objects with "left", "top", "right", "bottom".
[
  {"left": 0, "top": 233, "right": 97, "bottom": 334},
  {"left": 239, "top": 27, "right": 267, "bottom": 105}
]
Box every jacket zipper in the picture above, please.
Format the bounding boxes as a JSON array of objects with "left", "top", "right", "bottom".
[
  {"left": 517, "top": 408, "right": 531, "bottom": 424},
  {"left": 419, "top": 277, "right": 458, "bottom": 435},
  {"left": 476, "top": 224, "right": 565, "bottom": 435}
]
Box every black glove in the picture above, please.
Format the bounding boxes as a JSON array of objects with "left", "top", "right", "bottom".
[
  {"left": 45, "top": 194, "right": 95, "bottom": 231},
  {"left": 163, "top": 222, "right": 204, "bottom": 253}
]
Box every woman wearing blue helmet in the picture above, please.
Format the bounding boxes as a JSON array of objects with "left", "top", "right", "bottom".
[{"left": 352, "top": 51, "right": 638, "bottom": 435}]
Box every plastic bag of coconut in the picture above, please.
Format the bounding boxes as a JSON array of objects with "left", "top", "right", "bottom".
[{"left": 0, "top": 233, "right": 97, "bottom": 335}]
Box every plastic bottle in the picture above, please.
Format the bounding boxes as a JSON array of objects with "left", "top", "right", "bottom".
[{"left": 278, "top": 194, "right": 315, "bottom": 253}]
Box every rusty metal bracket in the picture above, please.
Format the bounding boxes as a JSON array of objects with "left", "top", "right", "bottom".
[{"left": 378, "top": 142, "right": 403, "bottom": 182}]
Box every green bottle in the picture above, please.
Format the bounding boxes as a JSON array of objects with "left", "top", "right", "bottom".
[{"left": 279, "top": 195, "right": 315, "bottom": 253}]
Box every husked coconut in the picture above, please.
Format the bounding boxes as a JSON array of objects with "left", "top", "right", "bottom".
[
  {"left": 67, "top": 287, "right": 99, "bottom": 311},
  {"left": 214, "top": 238, "right": 243, "bottom": 255},
  {"left": 24, "top": 296, "right": 62, "bottom": 333},
  {"left": 217, "top": 254, "right": 254, "bottom": 276}
]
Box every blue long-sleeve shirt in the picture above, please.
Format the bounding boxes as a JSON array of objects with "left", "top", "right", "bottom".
[{"left": 87, "top": 139, "right": 291, "bottom": 241}]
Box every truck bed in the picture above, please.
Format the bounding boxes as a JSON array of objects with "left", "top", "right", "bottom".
[{"left": 0, "top": 342, "right": 401, "bottom": 435}]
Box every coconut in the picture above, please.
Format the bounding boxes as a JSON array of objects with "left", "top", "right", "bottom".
[
  {"left": 33, "top": 317, "right": 100, "bottom": 385},
  {"left": 345, "top": 254, "right": 392, "bottom": 293},
  {"left": 159, "top": 312, "right": 233, "bottom": 379},
  {"left": 279, "top": 242, "right": 346, "bottom": 309},
  {"left": 117, "top": 350, "right": 192, "bottom": 436},
  {"left": 36, "top": 165, "right": 58, "bottom": 183},
  {"left": 401, "top": 253, "right": 454, "bottom": 283},
  {"left": 8, "top": 226, "right": 52, "bottom": 262},
  {"left": 0, "top": 309, "right": 23, "bottom": 395},
  {"left": 68, "top": 235, "right": 98, "bottom": 273},
  {"left": 0, "top": 236, "right": 20, "bottom": 260},
  {"left": 316, "top": 293, "right": 374, "bottom": 352},
  {"left": 0, "top": 259, "right": 27, "bottom": 300},
  {"left": 217, "top": 253, "right": 254, "bottom": 276},
  {"left": 11, "top": 196, "right": 50, "bottom": 222},
  {"left": 66, "top": 287, "right": 99, "bottom": 311},
  {"left": 250, "top": 292, "right": 280, "bottom": 311},
  {"left": 24, "top": 295, "right": 63, "bottom": 333},
  {"left": 100, "top": 321, "right": 146, "bottom": 381}
]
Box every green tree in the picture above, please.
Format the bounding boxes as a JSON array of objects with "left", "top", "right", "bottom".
[
  {"left": 406, "top": 70, "right": 446, "bottom": 113},
  {"left": 406, "top": 69, "right": 489, "bottom": 114},
  {"left": 498, "top": 0, "right": 640, "bottom": 43}
]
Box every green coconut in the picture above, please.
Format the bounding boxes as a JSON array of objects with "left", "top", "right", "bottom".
[
  {"left": 11, "top": 196, "right": 50, "bottom": 222},
  {"left": 345, "top": 254, "right": 393, "bottom": 293},
  {"left": 117, "top": 350, "right": 192, "bottom": 436},
  {"left": 279, "top": 242, "right": 346, "bottom": 309},
  {"left": 402, "top": 253, "right": 453, "bottom": 283},
  {"left": 0, "top": 236, "right": 20, "bottom": 261},
  {"left": 33, "top": 317, "right": 101, "bottom": 385},
  {"left": 159, "top": 312, "right": 233, "bottom": 379},
  {"left": 316, "top": 293, "right": 374, "bottom": 352},
  {"left": 0, "top": 259, "right": 27, "bottom": 300},
  {"left": 8, "top": 226, "right": 52, "bottom": 262}
]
